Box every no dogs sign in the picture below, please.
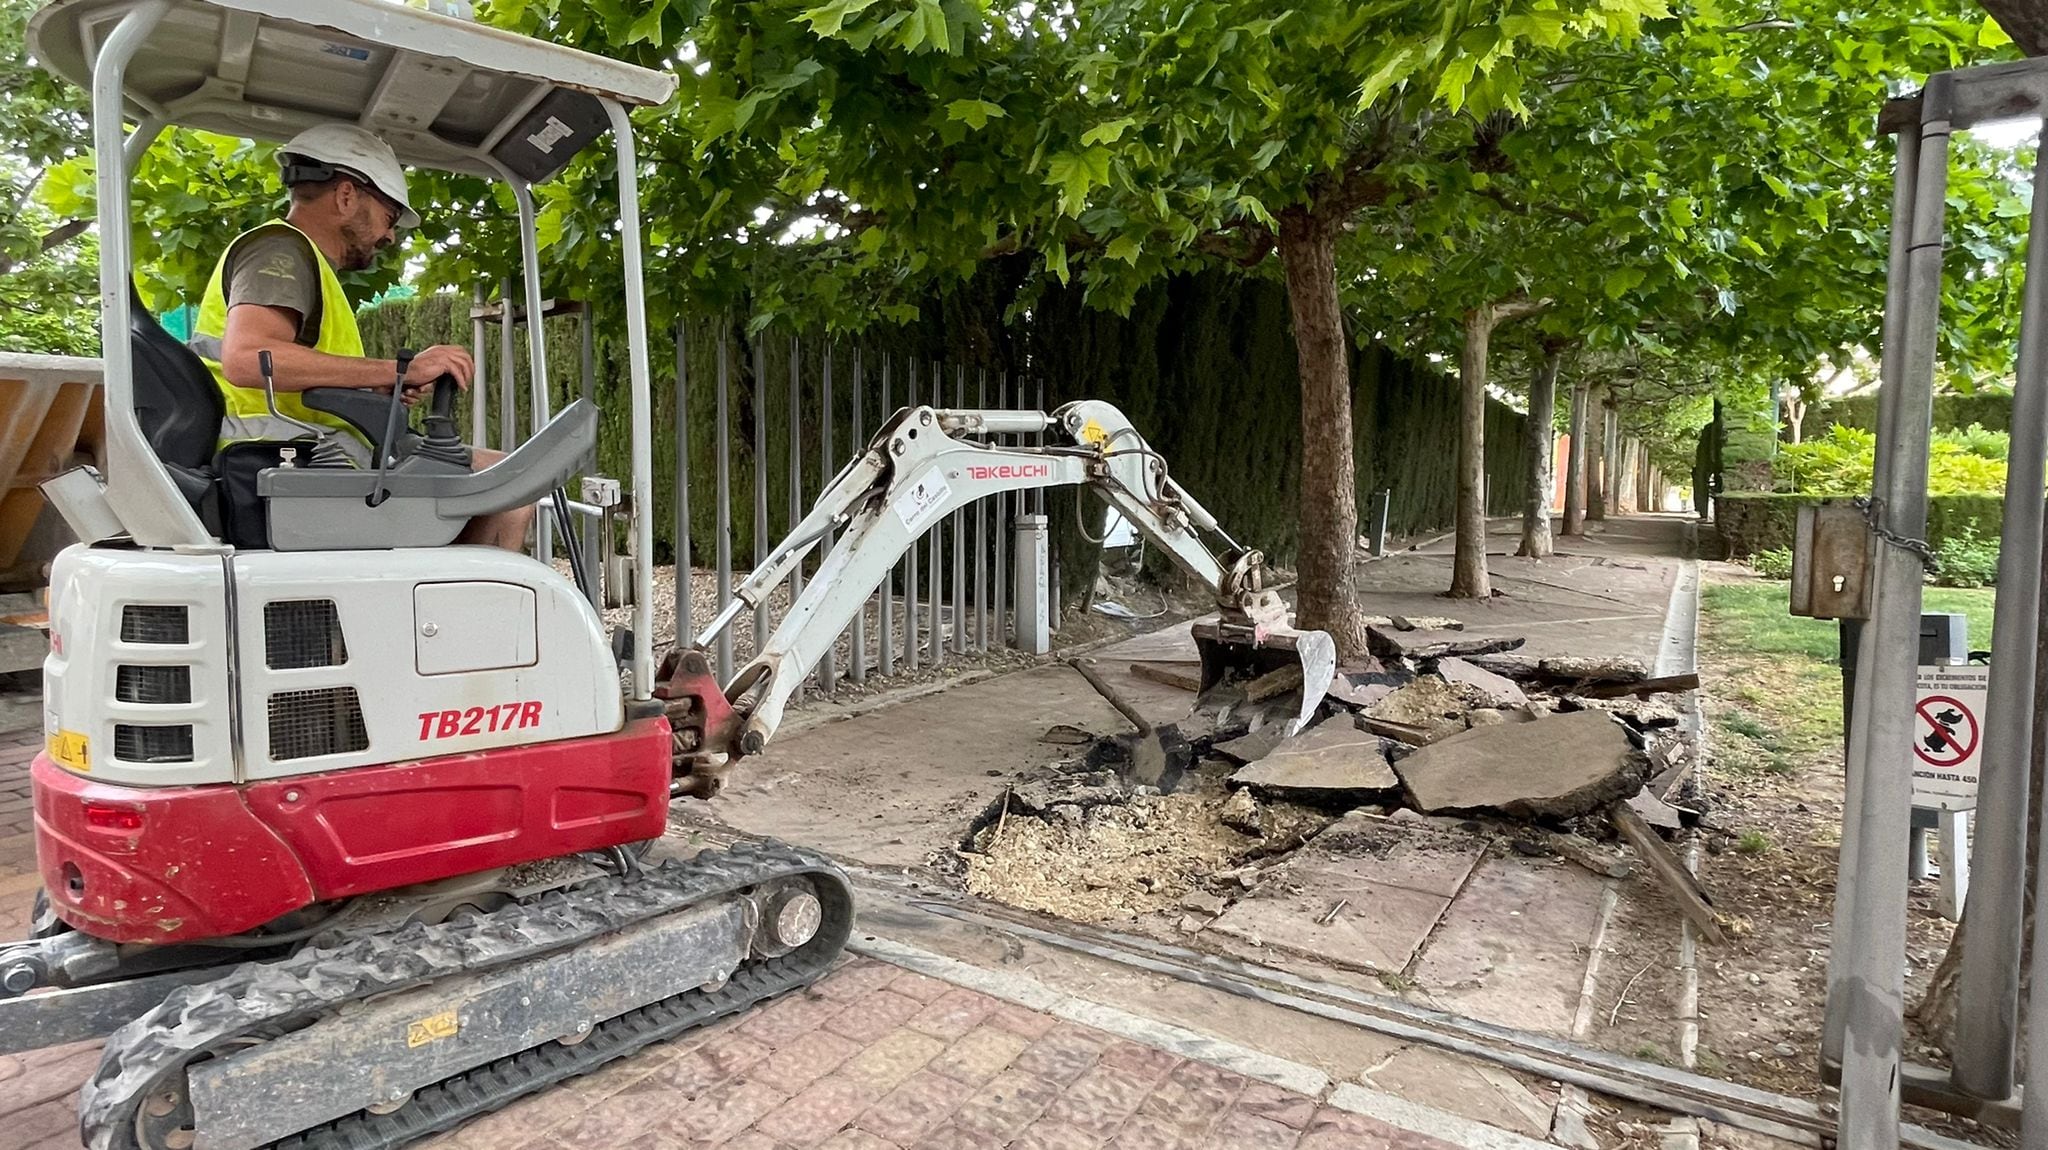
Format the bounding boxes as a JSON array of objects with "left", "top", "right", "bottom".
[{"left": 1911, "top": 664, "right": 1988, "bottom": 811}]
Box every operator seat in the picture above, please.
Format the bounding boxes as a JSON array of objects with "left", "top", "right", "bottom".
[{"left": 127, "top": 283, "right": 224, "bottom": 515}]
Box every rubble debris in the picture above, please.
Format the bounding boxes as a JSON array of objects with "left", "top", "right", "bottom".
[
  {"left": 1610, "top": 801, "right": 1724, "bottom": 944},
  {"left": 1181, "top": 890, "right": 1229, "bottom": 917},
  {"left": 1552, "top": 1086, "right": 1602, "bottom": 1150},
  {"left": 1328, "top": 676, "right": 1398, "bottom": 709},
  {"left": 1465, "top": 652, "right": 1652, "bottom": 688},
  {"left": 1366, "top": 677, "right": 1490, "bottom": 743},
  {"left": 1069, "top": 658, "right": 1189, "bottom": 789},
  {"left": 1129, "top": 660, "right": 1203, "bottom": 692},
  {"left": 1534, "top": 831, "right": 1632, "bottom": 879},
  {"left": 1366, "top": 626, "right": 1526, "bottom": 662},
  {"left": 962, "top": 791, "right": 1257, "bottom": 921},
  {"left": 1626, "top": 787, "right": 1696, "bottom": 831},
  {"left": 1577, "top": 671, "right": 1701, "bottom": 699},
  {"left": 1229, "top": 722, "right": 1399, "bottom": 799},
  {"left": 1364, "top": 614, "right": 1464, "bottom": 632},
  {"left": 1394, "top": 710, "right": 1650, "bottom": 820},
  {"left": 1432, "top": 656, "right": 1529, "bottom": 707},
  {"left": 1244, "top": 663, "right": 1306, "bottom": 702},
  {"left": 1040, "top": 724, "right": 1097, "bottom": 745},
  {"left": 1359, "top": 717, "right": 1436, "bottom": 746},
  {"left": 1214, "top": 727, "right": 1287, "bottom": 764},
  {"left": 1219, "top": 787, "right": 1263, "bottom": 834}
]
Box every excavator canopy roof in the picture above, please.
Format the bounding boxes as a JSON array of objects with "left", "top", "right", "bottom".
[{"left": 28, "top": 0, "right": 678, "bottom": 182}]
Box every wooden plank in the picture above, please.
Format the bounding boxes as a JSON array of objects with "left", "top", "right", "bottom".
[
  {"left": 1577, "top": 672, "right": 1701, "bottom": 700},
  {"left": 1128, "top": 661, "right": 1202, "bottom": 692},
  {"left": 1610, "top": 802, "right": 1723, "bottom": 945}
]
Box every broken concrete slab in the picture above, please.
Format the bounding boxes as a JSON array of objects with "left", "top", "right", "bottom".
[
  {"left": 1219, "top": 787, "right": 1262, "bottom": 835},
  {"left": 1301, "top": 814, "right": 1491, "bottom": 898},
  {"left": 1393, "top": 710, "right": 1650, "bottom": 820},
  {"left": 1366, "top": 626, "right": 1526, "bottom": 662},
  {"left": 1230, "top": 722, "right": 1399, "bottom": 798},
  {"left": 1365, "top": 677, "right": 1489, "bottom": 743},
  {"left": 1328, "top": 675, "right": 1398, "bottom": 710},
  {"left": 1213, "top": 726, "right": 1287, "bottom": 764},
  {"left": 1434, "top": 656, "right": 1529, "bottom": 707},
  {"left": 1464, "top": 652, "right": 1651, "bottom": 686},
  {"left": 1408, "top": 855, "right": 1611, "bottom": 1035},
  {"left": 1207, "top": 863, "right": 1457, "bottom": 974}
]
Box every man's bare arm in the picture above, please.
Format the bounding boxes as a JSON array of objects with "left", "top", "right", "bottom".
[{"left": 220, "top": 303, "right": 473, "bottom": 393}]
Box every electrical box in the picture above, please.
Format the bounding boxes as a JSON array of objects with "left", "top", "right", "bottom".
[{"left": 1790, "top": 500, "right": 1873, "bottom": 620}]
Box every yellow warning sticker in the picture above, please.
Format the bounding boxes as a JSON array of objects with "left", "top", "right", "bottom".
[
  {"left": 1079, "top": 419, "right": 1110, "bottom": 447},
  {"left": 406, "top": 1009, "right": 459, "bottom": 1048},
  {"left": 47, "top": 730, "right": 88, "bottom": 773}
]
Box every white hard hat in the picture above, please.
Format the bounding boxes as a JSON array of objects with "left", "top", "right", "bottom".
[{"left": 278, "top": 124, "right": 419, "bottom": 230}]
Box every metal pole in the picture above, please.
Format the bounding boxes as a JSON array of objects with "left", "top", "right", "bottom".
[
  {"left": 714, "top": 325, "right": 734, "bottom": 682},
  {"left": 599, "top": 99, "right": 654, "bottom": 698},
  {"left": 754, "top": 339, "right": 770, "bottom": 657},
  {"left": 953, "top": 364, "right": 968, "bottom": 656},
  {"left": 499, "top": 276, "right": 516, "bottom": 454},
  {"left": 1953, "top": 133, "right": 2048, "bottom": 1103},
  {"left": 881, "top": 353, "right": 899, "bottom": 676},
  {"left": 994, "top": 371, "right": 1010, "bottom": 647},
  {"left": 471, "top": 283, "right": 488, "bottom": 449},
  {"left": 975, "top": 367, "right": 988, "bottom": 652},
  {"left": 1836, "top": 84, "right": 1951, "bottom": 1150},
  {"left": 1823, "top": 113, "right": 1922, "bottom": 1073},
  {"left": 675, "top": 318, "right": 693, "bottom": 651},
  {"left": 1039, "top": 377, "right": 1057, "bottom": 627},
  {"left": 850, "top": 348, "right": 868, "bottom": 684},
  {"left": 581, "top": 301, "right": 597, "bottom": 471},
  {"left": 819, "top": 342, "right": 839, "bottom": 693},
  {"left": 905, "top": 354, "right": 920, "bottom": 672},
  {"left": 929, "top": 361, "right": 944, "bottom": 665},
  {"left": 788, "top": 336, "right": 805, "bottom": 702},
  {"left": 509, "top": 180, "right": 553, "bottom": 563}
]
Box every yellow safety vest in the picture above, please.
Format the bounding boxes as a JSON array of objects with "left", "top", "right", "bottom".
[{"left": 193, "top": 220, "right": 368, "bottom": 449}]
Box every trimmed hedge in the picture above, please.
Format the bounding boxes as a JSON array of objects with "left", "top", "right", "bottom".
[
  {"left": 1716, "top": 492, "right": 2005, "bottom": 557},
  {"left": 1797, "top": 393, "right": 2014, "bottom": 440}
]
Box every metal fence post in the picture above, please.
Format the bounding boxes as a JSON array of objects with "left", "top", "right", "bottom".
[
  {"left": 787, "top": 335, "right": 805, "bottom": 702},
  {"left": 675, "top": 318, "right": 692, "bottom": 651},
  {"left": 882, "top": 354, "right": 902, "bottom": 674},
  {"left": 470, "top": 283, "right": 488, "bottom": 448},
  {"left": 995, "top": 371, "right": 1009, "bottom": 647},
  {"left": 713, "top": 324, "right": 734, "bottom": 682},
  {"left": 1835, "top": 82, "right": 1950, "bottom": 1150},
  {"left": 582, "top": 301, "right": 597, "bottom": 471},
  {"left": 850, "top": 348, "right": 869, "bottom": 683},
  {"left": 1954, "top": 132, "right": 2048, "bottom": 1104},
  {"left": 975, "top": 367, "right": 988, "bottom": 652},
  {"left": 753, "top": 339, "right": 770, "bottom": 658},
  {"left": 498, "top": 277, "right": 516, "bottom": 454},
  {"left": 928, "top": 360, "right": 944, "bottom": 665},
  {"left": 953, "top": 364, "right": 967, "bottom": 656},
  {"left": 819, "top": 342, "right": 839, "bottom": 693},
  {"left": 905, "top": 355, "right": 920, "bottom": 672}
]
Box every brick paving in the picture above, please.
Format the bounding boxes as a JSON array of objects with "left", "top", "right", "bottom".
[{"left": 0, "top": 737, "right": 1463, "bottom": 1150}]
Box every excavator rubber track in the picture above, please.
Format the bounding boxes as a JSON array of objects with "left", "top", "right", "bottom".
[{"left": 82, "top": 839, "right": 854, "bottom": 1150}]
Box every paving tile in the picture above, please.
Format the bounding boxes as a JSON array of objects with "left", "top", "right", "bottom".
[
  {"left": 743, "top": 990, "right": 850, "bottom": 1046},
  {"left": 824, "top": 990, "right": 925, "bottom": 1044},
  {"left": 0, "top": 1042, "right": 100, "bottom": 1115},
  {"left": 446, "top": 1090, "right": 572, "bottom": 1148},
  {"left": 927, "top": 1025, "right": 1031, "bottom": 1087},
  {"left": 947, "top": 1069, "right": 1061, "bottom": 1142},
  {"left": 1097, "top": 1040, "right": 1180, "bottom": 1081},
  {"left": 1295, "top": 1107, "right": 1460, "bottom": 1150},
  {"left": 855, "top": 1069, "right": 977, "bottom": 1146},
  {"left": 820, "top": 1132, "right": 902, "bottom": 1150},
  {"left": 749, "top": 1029, "right": 866, "bottom": 1095},
  {"left": 657, "top": 1031, "right": 774, "bottom": 1095},
  {"left": 909, "top": 1124, "right": 1005, "bottom": 1150},
  {"left": 983, "top": 1002, "right": 1058, "bottom": 1041},
  {"left": 1040, "top": 1064, "right": 1158, "bottom": 1140},
  {"left": 1009, "top": 1120, "right": 1101, "bottom": 1150},
  {"left": 838, "top": 1029, "right": 949, "bottom": 1094},
  {"left": 906, "top": 988, "right": 1000, "bottom": 1042},
  {"left": 1233, "top": 1081, "right": 1317, "bottom": 1129},
  {"left": 885, "top": 971, "right": 954, "bottom": 1003},
  {"left": 653, "top": 1076, "right": 787, "bottom": 1143},
  {"left": 0, "top": 1098, "right": 78, "bottom": 1150},
  {"left": 814, "top": 959, "right": 904, "bottom": 1001},
  {"left": 543, "top": 1089, "right": 665, "bottom": 1145},
  {"left": 753, "top": 1077, "right": 877, "bottom": 1146},
  {"left": 1206, "top": 1110, "right": 1304, "bottom": 1150},
  {"left": 1010, "top": 1025, "right": 1106, "bottom": 1086}
]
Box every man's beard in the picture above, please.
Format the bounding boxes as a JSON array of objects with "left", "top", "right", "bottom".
[{"left": 338, "top": 210, "right": 384, "bottom": 271}]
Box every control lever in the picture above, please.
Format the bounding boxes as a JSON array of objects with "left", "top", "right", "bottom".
[
  {"left": 258, "top": 350, "right": 350, "bottom": 468},
  {"left": 414, "top": 372, "right": 473, "bottom": 468},
  {"left": 366, "top": 349, "right": 413, "bottom": 507}
]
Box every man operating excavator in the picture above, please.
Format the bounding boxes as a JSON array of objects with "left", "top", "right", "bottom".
[{"left": 188, "top": 122, "right": 532, "bottom": 549}]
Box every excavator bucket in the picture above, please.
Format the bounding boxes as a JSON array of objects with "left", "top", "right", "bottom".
[{"left": 1191, "top": 613, "right": 1338, "bottom": 738}]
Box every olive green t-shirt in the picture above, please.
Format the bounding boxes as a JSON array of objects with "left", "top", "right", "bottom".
[{"left": 221, "top": 226, "right": 324, "bottom": 346}]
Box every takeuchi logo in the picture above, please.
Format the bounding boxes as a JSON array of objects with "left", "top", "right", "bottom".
[{"left": 966, "top": 464, "right": 1050, "bottom": 481}]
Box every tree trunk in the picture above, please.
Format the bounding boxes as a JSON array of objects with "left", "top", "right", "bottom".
[
  {"left": 1586, "top": 391, "right": 1607, "bottom": 522},
  {"left": 1450, "top": 307, "right": 1497, "bottom": 598},
  {"left": 1562, "top": 380, "right": 1588, "bottom": 536},
  {"left": 1601, "top": 404, "right": 1622, "bottom": 518},
  {"left": 1516, "top": 347, "right": 1562, "bottom": 558},
  {"left": 1276, "top": 211, "right": 1369, "bottom": 658}
]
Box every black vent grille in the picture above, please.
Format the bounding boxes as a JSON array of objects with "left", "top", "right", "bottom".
[
  {"left": 264, "top": 600, "right": 348, "bottom": 670},
  {"left": 114, "top": 724, "right": 193, "bottom": 763},
  {"left": 268, "top": 688, "right": 369, "bottom": 761},
  {"left": 120, "top": 605, "right": 188, "bottom": 644},
  {"left": 116, "top": 665, "right": 191, "bottom": 705}
]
